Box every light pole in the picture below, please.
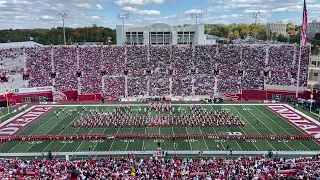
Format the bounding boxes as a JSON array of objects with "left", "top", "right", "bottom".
[
  {"left": 59, "top": 13, "right": 67, "bottom": 45},
  {"left": 253, "top": 12, "right": 260, "bottom": 43},
  {"left": 191, "top": 13, "right": 202, "bottom": 45},
  {"left": 118, "top": 13, "right": 129, "bottom": 45}
]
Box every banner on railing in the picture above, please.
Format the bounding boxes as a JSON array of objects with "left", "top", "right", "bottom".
[
  {"left": 12, "top": 86, "right": 53, "bottom": 94},
  {"left": 218, "top": 93, "right": 240, "bottom": 101},
  {"left": 53, "top": 91, "right": 67, "bottom": 102}
]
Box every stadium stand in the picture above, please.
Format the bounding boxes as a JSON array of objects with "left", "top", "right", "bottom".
[
  {"left": 0, "top": 44, "right": 310, "bottom": 97},
  {"left": 0, "top": 155, "right": 319, "bottom": 179}
]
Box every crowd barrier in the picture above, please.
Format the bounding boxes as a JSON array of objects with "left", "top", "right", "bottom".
[
  {"left": 2, "top": 89, "right": 320, "bottom": 104},
  {"left": 0, "top": 134, "right": 314, "bottom": 143}
]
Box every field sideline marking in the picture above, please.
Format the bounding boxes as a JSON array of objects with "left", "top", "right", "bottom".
[
  {"left": 221, "top": 105, "right": 245, "bottom": 151},
  {"left": 239, "top": 105, "right": 293, "bottom": 151},
  {"left": 8, "top": 107, "right": 61, "bottom": 153},
  {"left": 185, "top": 127, "right": 193, "bottom": 151},
  {"left": 42, "top": 107, "right": 80, "bottom": 152},
  {"left": 208, "top": 107, "right": 225, "bottom": 151},
  {"left": 93, "top": 128, "right": 107, "bottom": 151},
  {"left": 34, "top": 104, "right": 273, "bottom": 108},
  {"left": 43, "top": 107, "right": 83, "bottom": 152},
  {"left": 125, "top": 127, "right": 134, "bottom": 151},
  {"left": 142, "top": 127, "right": 146, "bottom": 151},
  {"left": 252, "top": 105, "right": 311, "bottom": 151},
  {"left": 108, "top": 128, "right": 120, "bottom": 151},
  {"left": 266, "top": 104, "right": 320, "bottom": 146},
  {"left": 24, "top": 107, "right": 72, "bottom": 152},
  {"left": 220, "top": 105, "right": 247, "bottom": 151},
  {"left": 230, "top": 105, "right": 276, "bottom": 151},
  {"left": 198, "top": 127, "right": 209, "bottom": 151},
  {"left": 70, "top": 106, "right": 107, "bottom": 152},
  {"left": 0, "top": 106, "right": 35, "bottom": 127},
  {"left": 74, "top": 128, "right": 94, "bottom": 152},
  {"left": 92, "top": 106, "right": 109, "bottom": 151},
  {"left": 284, "top": 104, "right": 320, "bottom": 126}
]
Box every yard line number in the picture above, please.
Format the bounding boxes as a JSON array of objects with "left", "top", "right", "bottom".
[
  {"left": 120, "top": 139, "right": 135, "bottom": 143},
  {"left": 90, "top": 140, "right": 104, "bottom": 143},
  {"left": 154, "top": 139, "right": 165, "bottom": 143},
  {"left": 28, "top": 141, "right": 42, "bottom": 144},
  {"left": 184, "top": 139, "right": 197, "bottom": 142}
]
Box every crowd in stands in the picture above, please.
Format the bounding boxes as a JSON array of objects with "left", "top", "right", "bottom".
[
  {"left": 79, "top": 47, "right": 102, "bottom": 94},
  {"left": 54, "top": 47, "right": 78, "bottom": 92},
  {"left": 0, "top": 44, "right": 310, "bottom": 97},
  {"left": 0, "top": 155, "right": 319, "bottom": 179},
  {"left": 25, "top": 47, "right": 53, "bottom": 87}
]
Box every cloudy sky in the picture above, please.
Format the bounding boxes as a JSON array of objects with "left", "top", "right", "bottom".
[{"left": 0, "top": 0, "right": 319, "bottom": 29}]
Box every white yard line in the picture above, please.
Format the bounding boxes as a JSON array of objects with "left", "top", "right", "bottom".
[
  {"left": 42, "top": 108, "right": 82, "bottom": 152},
  {"left": 9, "top": 108, "right": 67, "bottom": 153},
  {"left": 171, "top": 126, "right": 175, "bottom": 135},
  {"left": 209, "top": 124, "right": 226, "bottom": 150},
  {"left": 230, "top": 105, "right": 277, "bottom": 151},
  {"left": 198, "top": 127, "right": 209, "bottom": 151},
  {"left": 185, "top": 127, "right": 193, "bottom": 151},
  {"left": 27, "top": 107, "right": 68, "bottom": 134},
  {"left": 252, "top": 106, "right": 311, "bottom": 151},
  {"left": 142, "top": 127, "right": 146, "bottom": 151},
  {"left": 73, "top": 128, "right": 94, "bottom": 152},
  {"left": 125, "top": 127, "right": 134, "bottom": 151},
  {"left": 93, "top": 128, "right": 107, "bottom": 151},
  {"left": 226, "top": 126, "right": 244, "bottom": 151},
  {"left": 25, "top": 113, "right": 72, "bottom": 153},
  {"left": 239, "top": 105, "right": 292, "bottom": 151},
  {"left": 220, "top": 105, "right": 245, "bottom": 151},
  {"left": 108, "top": 128, "right": 120, "bottom": 151}
]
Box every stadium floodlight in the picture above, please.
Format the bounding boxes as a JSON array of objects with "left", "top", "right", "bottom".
[
  {"left": 118, "top": 13, "right": 129, "bottom": 45},
  {"left": 59, "top": 13, "right": 67, "bottom": 45},
  {"left": 253, "top": 12, "right": 260, "bottom": 43},
  {"left": 191, "top": 13, "right": 202, "bottom": 45}
]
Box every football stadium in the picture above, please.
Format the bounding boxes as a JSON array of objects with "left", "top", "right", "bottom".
[{"left": 0, "top": 0, "right": 320, "bottom": 179}]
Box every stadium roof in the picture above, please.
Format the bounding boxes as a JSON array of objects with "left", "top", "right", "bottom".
[
  {"left": 0, "top": 41, "right": 43, "bottom": 47},
  {"left": 150, "top": 23, "right": 171, "bottom": 27}
]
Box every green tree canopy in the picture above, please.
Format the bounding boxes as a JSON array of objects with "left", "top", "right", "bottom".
[{"left": 0, "top": 25, "right": 116, "bottom": 45}]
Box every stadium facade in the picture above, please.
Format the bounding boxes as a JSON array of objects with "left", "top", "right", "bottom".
[
  {"left": 116, "top": 23, "right": 207, "bottom": 45},
  {"left": 266, "top": 22, "right": 287, "bottom": 36},
  {"left": 307, "top": 20, "right": 320, "bottom": 39},
  {"left": 309, "top": 56, "right": 320, "bottom": 86}
]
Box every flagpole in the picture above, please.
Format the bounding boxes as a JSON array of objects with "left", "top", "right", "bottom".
[
  {"left": 296, "top": 44, "right": 302, "bottom": 98},
  {"left": 5, "top": 90, "right": 10, "bottom": 115},
  {"left": 296, "top": 0, "right": 308, "bottom": 98}
]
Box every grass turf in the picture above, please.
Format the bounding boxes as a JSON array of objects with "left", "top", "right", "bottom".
[
  {"left": 0, "top": 104, "right": 319, "bottom": 153},
  {"left": 0, "top": 104, "right": 26, "bottom": 123}
]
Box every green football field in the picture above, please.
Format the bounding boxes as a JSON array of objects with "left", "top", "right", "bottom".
[{"left": 0, "top": 104, "right": 319, "bottom": 154}]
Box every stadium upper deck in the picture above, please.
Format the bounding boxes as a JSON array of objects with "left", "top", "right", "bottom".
[{"left": 0, "top": 44, "right": 310, "bottom": 97}]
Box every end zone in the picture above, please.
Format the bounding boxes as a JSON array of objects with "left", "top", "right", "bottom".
[
  {"left": 0, "top": 106, "right": 54, "bottom": 137},
  {"left": 265, "top": 104, "right": 320, "bottom": 144}
]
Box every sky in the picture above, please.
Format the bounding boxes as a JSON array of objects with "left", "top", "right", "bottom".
[{"left": 0, "top": 0, "right": 319, "bottom": 30}]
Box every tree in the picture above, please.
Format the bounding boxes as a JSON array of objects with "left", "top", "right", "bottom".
[
  {"left": 277, "top": 34, "right": 288, "bottom": 42},
  {"left": 0, "top": 25, "right": 116, "bottom": 45},
  {"left": 287, "top": 30, "right": 297, "bottom": 35},
  {"left": 257, "top": 29, "right": 267, "bottom": 40},
  {"left": 314, "top": 33, "right": 320, "bottom": 40},
  {"left": 215, "top": 24, "right": 230, "bottom": 38},
  {"left": 286, "top": 23, "right": 295, "bottom": 32},
  {"left": 232, "top": 30, "right": 240, "bottom": 39},
  {"left": 311, "top": 44, "right": 320, "bottom": 55}
]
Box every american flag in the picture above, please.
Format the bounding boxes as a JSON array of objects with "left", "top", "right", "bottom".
[{"left": 300, "top": 0, "right": 308, "bottom": 46}]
